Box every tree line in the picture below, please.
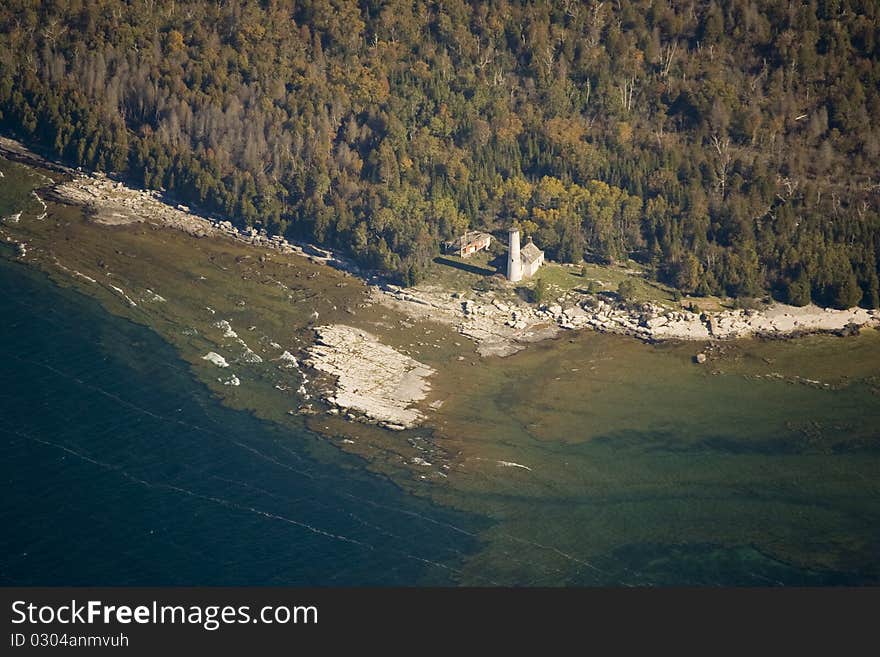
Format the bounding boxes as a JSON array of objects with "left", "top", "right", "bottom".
[{"left": 0, "top": 0, "right": 877, "bottom": 306}]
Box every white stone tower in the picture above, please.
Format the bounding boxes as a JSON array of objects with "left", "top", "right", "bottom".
[{"left": 507, "top": 228, "right": 522, "bottom": 282}]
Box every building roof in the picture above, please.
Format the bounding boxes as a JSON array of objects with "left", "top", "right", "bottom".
[
  {"left": 446, "top": 231, "right": 491, "bottom": 250},
  {"left": 521, "top": 240, "right": 543, "bottom": 264}
]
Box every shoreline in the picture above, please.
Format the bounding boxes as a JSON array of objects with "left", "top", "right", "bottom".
[
  {"left": 2, "top": 137, "right": 879, "bottom": 431},
  {"left": 4, "top": 135, "right": 877, "bottom": 355},
  {"left": 373, "top": 279, "right": 878, "bottom": 359}
]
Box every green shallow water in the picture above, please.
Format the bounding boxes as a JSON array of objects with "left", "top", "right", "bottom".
[
  {"left": 428, "top": 332, "right": 880, "bottom": 585},
  {"left": 0, "top": 158, "right": 46, "bottom": 218}
]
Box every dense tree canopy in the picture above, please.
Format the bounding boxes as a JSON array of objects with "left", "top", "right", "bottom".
[{"left": 1, "top": 0, "right": 878, "bottom": 305}]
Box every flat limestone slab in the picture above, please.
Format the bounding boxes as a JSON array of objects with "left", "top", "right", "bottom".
[{"left": 305, "top": 325, "right": 435, "bottom": 429}]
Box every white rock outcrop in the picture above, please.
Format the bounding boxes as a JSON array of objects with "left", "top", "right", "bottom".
[
  {"left": 305, "top": 325, "right": 436, "bottom": 429},
  {"left": 202, "top": 352, "right": 229, "bottom": 368},
  {"left": 277, "top": 351, "right": 299, "bottom": 368}
]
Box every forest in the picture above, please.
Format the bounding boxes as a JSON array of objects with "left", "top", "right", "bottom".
[{"left": 0, "top": 0, "right": 878, "bottom": 307}]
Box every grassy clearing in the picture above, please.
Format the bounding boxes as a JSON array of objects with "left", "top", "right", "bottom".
[
  {"left": 530, "top": 259, "right": 679, "bottom": 306},
  {"left": 423, "top": 245, "right": 698, "bottom": 308},
  {"left": 422, "top": 250, "right": 501, "bottom": 290}
]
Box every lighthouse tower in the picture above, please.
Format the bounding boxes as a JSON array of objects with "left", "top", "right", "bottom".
[{"left": 507, "top": 228, "right": 522, "bottom": 282}]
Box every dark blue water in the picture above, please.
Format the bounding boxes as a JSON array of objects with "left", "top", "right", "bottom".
[{"left": 0, "top": 254, "right": 487, "bottom": 585}]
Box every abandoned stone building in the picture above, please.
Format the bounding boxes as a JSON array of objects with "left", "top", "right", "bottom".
[{"left": 444, "top": 231, "right": 492, "bottom": 258}]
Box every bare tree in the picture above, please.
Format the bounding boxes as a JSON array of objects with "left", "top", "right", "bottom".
[
  {"left": 619, "top": 76, "right": 636, "bottom": 112},
  {"left": 660, "top": 41, "right": 677, "bottom": 78},
  {"left": 711, "top": 134, "right": 731, "bottom": 198}
]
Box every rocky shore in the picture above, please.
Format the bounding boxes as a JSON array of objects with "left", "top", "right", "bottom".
[
  {"left": 5, "top": 136, "right": 879, "bottom": 435},
  {"left": 304, "top": 325, "right": 436, "bottom": 430},
  {"left": 376, "top": 282, "right": 879, "bottom": 357},
  {"left": 9, "top": 135, "right": 876, "bottom": 354},
  {"left": 0, "top": 136, "right": 71, "bottom": 176},
  {"left": 46, "top": 171, "right": 359, "bottom": 271}
]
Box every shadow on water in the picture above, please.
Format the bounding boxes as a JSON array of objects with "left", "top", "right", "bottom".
[
  {"left": 592, "top": 430, "right": 805, "bottom": 456},
  {"left": 605, "top": 542, "right": 866, "bottom": 586}
]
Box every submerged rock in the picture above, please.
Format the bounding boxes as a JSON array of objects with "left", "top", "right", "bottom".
[
  {"left": 277, "top": 350, "right": 299, "bottom": 368},
  {"left": 214, "top": 319, "right": 238, "bottom": 339},
  {"left": 202, "top": 352, "right": 229, "bottom": 368},
  {"left": 235, "top": 338, "right": 263, "bottom": 363}
]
